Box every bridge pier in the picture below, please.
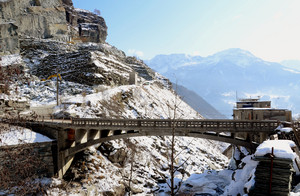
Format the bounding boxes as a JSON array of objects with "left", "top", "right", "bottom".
[
  {"left": 57, "top": 128, "right": 104, "bottom": 178},
  {"left": 57, "top": 128, "right": 76, "bottom": 178},
  {"left": 259, "top": 132, "right": 267, "bottom": 143}
]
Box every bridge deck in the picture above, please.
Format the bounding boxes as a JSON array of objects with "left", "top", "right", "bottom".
[{"left": 70, "top": 118, "right": 280, "bottom": 132}]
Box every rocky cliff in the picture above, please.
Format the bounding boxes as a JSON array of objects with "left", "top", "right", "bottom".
[
  {"left": 0, "top": 0, "right": 107, "bottom": 55},
  {"left": 1, "top": 0, "right": 155, "bottom": 86}
]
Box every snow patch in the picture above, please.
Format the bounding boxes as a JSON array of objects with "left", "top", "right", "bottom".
[
  {"left": 0, "top": 127, "right": 52, "bottom": 146},
  {"left": 0, "top": 54, "right": 23, "bottom": 66},
  {"left": 222, "top": 155, "right": 258, "bottom": 195},
  {"left": 254, "top": 140, "right": 296, "bottom": 160}
]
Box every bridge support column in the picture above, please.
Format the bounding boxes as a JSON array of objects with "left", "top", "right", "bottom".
[
  {"left": 56, "top": 128, "right": 76, "bottom": 178},
  {"left": 259, "top": 133, "right": 267, "bottom": 143},
  {"left": 230, "top": 133, "right": 236, "bottom": 139}
]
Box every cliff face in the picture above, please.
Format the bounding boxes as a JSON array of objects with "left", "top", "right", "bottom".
[
  {"left": 1, "top": 0, "right": 155, "bottom": 86},
  {"left": 64, "top": 6, "right": 107, "bottom": 43},
  {"left": 0, "top": 0, "right": 68, "bottom": 55},
  {"left": 0, "top": 0, "right": 107, "bottom": 55}
]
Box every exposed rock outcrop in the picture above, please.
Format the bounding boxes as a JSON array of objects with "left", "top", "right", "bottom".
[
  {"left": 0, "top": 0, "right": 107, "bottom": 55},
  {"left": 20, "top": 37, "right": 155, "bottom": 86},
  {"left": 64, "top": 7, "right": 107, "bottom": 43},
  {"left": 0, "top": 0, "right": 68, "bottom": 40},
  {"left": 0, "top": 23, "right": 19, "bottom": 54},
  {"left": 1, "top": 0, "right": 156, "bottom": 87}
]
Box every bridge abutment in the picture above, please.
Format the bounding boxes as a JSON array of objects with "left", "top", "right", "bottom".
[
  {"left": 57, "top": 128, "right": 103, "bottom": 178},
  {"left": 57, "top": 128, "right": 75, "bottom": 178}
]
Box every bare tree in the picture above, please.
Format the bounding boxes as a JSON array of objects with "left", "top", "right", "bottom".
[
  {"left": 119, "top": 138, "right": 137, "bottom": 195},
  {"left": 0, "top": 126, "right": 49, "bottom": 195},
  {"left": 157, "top": 86, "right": 192, "bottom": 195}
]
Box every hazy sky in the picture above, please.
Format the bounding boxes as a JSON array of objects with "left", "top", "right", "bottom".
[{"left": 73, "top": 0, "right": 300, "bottom": 62}]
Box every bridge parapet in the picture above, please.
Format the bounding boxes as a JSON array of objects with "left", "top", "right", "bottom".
[{"left": 71, "top": 118, "right": 281, "bottom": 132}]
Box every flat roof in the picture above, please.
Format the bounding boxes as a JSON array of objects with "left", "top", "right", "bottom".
[{"left": 234, "top": 108, "right": 289, "bottom": 111}]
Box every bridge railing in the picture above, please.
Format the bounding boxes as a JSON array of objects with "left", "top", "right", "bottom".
[{"left": 71, "top": 118, "right": 280, "bottom": 132}]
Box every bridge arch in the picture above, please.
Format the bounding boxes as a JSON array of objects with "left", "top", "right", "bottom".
[
  {"left": 24, "top": 118, "right": 283, "bottom": 178},
  {"left": 63, "top": 129, "right": 260, "bottom": 160}
]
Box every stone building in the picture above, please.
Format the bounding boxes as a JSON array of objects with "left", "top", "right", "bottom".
[
  {"left": 129, "top": 71, "right": 137, "bottom": 85},
  {"left": 233, "top": 98, "right": 292, "bottom": 122}
]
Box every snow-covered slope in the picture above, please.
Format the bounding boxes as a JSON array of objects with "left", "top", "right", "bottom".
[
  {"left": 1, "top": 37, "right": 232, "bottom": 195},
  {"left": 145, "top": 48, "right": 300, "bottom": 118},
  {"left": 174, "top": 84, "right": 226, "bottom": 119},
  {"left": 46, "top": 83, "right": 230, "bottom": 195}
]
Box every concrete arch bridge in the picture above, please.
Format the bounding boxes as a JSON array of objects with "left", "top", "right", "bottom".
[{"left": 24, "top": 118, "right": 283, "bottom": 178}]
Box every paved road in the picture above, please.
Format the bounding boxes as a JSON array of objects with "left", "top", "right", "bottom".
[{"left": 30, "top": 104, "right": 56, "bottom": 118}]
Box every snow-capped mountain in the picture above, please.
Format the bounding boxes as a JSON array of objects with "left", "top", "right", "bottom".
[
  {"left": 145, "top": 48, "right": 300, "bottom": 118},
  {"left": 281, "top": 59, "right": 300, "bottom": 72},
  {"left": 146, "top": 54, "right": 203, "bottom": 74}
]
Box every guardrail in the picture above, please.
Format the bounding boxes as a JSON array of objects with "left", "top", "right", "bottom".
[{"left": 71, "top": 118, "right": 281, "bottom": 132}]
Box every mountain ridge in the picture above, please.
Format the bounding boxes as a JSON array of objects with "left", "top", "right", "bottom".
[{"left": 145, "top": 48, "right": 300, "bottom": 118}]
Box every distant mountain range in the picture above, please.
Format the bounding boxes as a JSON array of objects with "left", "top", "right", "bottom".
[{"left": 145, "top": 48, "right": 300, "bottom": 118}]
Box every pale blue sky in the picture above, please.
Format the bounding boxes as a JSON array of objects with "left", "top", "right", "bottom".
[{"left": 73, "top": 0, "right": 300, "bottom": 62}]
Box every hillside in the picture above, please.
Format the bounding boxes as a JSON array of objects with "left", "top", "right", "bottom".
[
  {"left": 0, "top": 1, "right": 236, "bottom": 195},
  {"left": 145, "top": 48, "right": 300, "bottom": 118},
  {"left": 174, "top": 84, "right": 226, "bottom": 119}
]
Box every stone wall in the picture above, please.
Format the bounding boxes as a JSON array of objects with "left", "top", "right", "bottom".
[
  {"left": 0, "top": 141, "right": 56, "bottom": 178},
  {"left": 249, "top": 156, "right": 293, "bottom": 196},
  {"left": 0, "top": 98, "right": 30, "bottom": 116}
]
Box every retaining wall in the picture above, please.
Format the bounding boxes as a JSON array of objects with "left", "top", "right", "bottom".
[{"left": 0, "top": 141, "right": 56, "bottom": 179}]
